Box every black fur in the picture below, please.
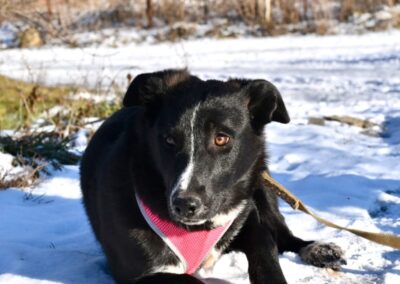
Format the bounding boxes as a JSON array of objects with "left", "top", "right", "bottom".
[{"left": 80, "top": 69, "right": 345, "bottom": 284}]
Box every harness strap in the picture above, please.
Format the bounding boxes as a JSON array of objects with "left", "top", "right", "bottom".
[
  {"left": 261, "top": 171, "right": 400, "bottom": 249},
  {"left": 135, "top": 194, "right": 234, "bottom": 274}
]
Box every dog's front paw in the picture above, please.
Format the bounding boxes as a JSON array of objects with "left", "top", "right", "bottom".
[{"left": 299, "top": 242, "right": 346, "bottom": 271}]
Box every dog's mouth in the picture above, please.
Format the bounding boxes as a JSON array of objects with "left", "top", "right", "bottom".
[
  {"left": 176, "top": 217, "right": 208, "bottom": 226},
  {"left": 168, "top": 208, "right": 208, "bottom": 226},
  {"left": 167, "top": 202, "right": 209, "bottom": 226}
]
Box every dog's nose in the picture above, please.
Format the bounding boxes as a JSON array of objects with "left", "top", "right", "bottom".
[{"left": 172, "top": 196, "right": 202, "bottom": 218}]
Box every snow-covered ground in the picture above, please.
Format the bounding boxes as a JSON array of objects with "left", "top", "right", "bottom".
[{"left": 0, "top": 31, "right": 400, "bottom": 283}]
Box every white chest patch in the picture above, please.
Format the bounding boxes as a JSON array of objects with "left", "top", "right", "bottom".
[{"left": 210, "top": 201, "right": 247, "bottom": 227}]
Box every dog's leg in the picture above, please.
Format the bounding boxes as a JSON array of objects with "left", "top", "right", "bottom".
[
  {"left": 254, "top": 186, "right": 346, "bottom": 270},
  {"left": 134, "top": 273, "right": 204, "bottom": 284},
  {"left": 253, "top": 187, "right": 312, "bottom": 252},
  {"left": 231, "top": 209, "right": 288, "bottom": 284}
]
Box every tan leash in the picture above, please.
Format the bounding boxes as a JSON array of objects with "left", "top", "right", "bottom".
[{"left": 261, "top": 171, "right": 400, "bottom": 250}]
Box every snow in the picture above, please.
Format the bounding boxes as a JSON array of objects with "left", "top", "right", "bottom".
[
  {"left": 0, "top": 152, "right": 32, "bottom": 183},
  {"left": 1, "top": 31, "right": 400, "bottom": 283},
  {"left": 68, "top": 91, "right": 117, "bottom": 103}
]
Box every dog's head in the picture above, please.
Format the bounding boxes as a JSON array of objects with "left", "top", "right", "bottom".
[{"left": 124, "top": 69, "right": 289, "bottom": 226}]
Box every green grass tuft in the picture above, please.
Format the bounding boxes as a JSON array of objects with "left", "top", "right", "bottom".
[{"left": 0, "top": 132, "right": 80, "bottom": 167}]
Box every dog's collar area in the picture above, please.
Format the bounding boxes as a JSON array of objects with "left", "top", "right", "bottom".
[{"left": 135, "top": 193, "right": 234, "bottom": 274}]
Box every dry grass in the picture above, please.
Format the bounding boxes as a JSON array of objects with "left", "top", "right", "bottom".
[
  {"left": 0, "top": 163, "right": 43, "bottom": 189},
  {"left": 0, "top": 74, "right": 121, "bottom": 190},
  {"left": 0, "top": 74, "right": 120, "bottom": 190},
  {"left": 0, "top": 75, "right": 75, "bottom": 129},
  {"left": 1, "top": 0, "right": 399, "bottom": 39},
  {"left": 0, "top": 74, "right": 121, "bottom": 132}
]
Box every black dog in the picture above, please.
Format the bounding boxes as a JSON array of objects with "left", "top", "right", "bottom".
[{"left": 80, "top": 69, "right": 345, "bottom": 284}]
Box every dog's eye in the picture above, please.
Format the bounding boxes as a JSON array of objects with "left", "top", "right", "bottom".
[
  {"left": 214, "top": 134, "right": 230, "bottom": 146},
  {"left": 165, "top": 136, "right": 176, "bottom": 147}
]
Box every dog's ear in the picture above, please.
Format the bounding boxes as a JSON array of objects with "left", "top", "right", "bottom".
[
  {"left": 231, "top": 79, "right": 290, "bottom": 129},
  {"left": 246, "top": 79, "right": 290, "bottom": 125},
  {"left": 123, "top": 69, "right": 190, "bottom": 107}
]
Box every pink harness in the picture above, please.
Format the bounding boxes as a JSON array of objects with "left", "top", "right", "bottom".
[{"left": 136, "top": 195, "right": 233, "bottom": 274}]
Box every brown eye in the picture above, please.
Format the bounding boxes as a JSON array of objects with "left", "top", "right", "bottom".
[
  {"left": 214, "top": 134, "right": 230, "bottom": 146},
  {"left": 165, "top": 136, "right": 175, "bottom": 146}
]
